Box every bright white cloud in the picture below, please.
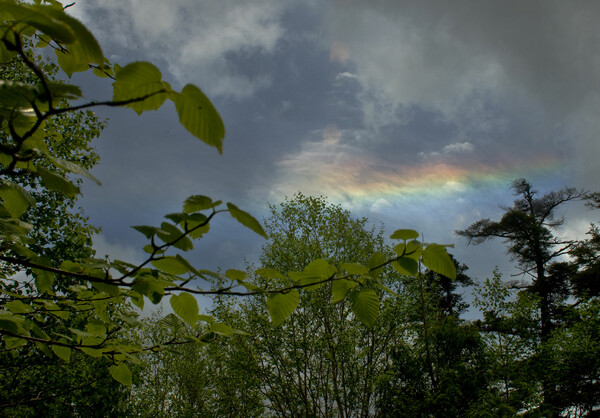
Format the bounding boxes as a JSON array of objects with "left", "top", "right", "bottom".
[{"left": 442, "top": 142, "right": 474, "bottom": 154}]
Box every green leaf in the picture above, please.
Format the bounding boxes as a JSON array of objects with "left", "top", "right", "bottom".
[
  {"left": 43, "top": 6, "right": 104, "bottom": 64},
  {"left": 109, "top": 363, "right": 132, "bottom": 386},
  {"left": 0, "top": 3, "right": 75, "bottom": 43},
  {"left": 34, "top": 269, "right": 54, "bottom": 293},
  {"left": 405, "top": 240, "right": 423, "bottom": 260},
  {"left": 132, "top": 276, "right": 168, "bottom": 304},
  {"left": 332, "top": 278, "right": 358, "bottom": 303},
  {"left": 225, "top": 269, "right": 246, "bottom": 281},
  {"left": 38, "top": 168, "right": 79, "bottom": 196},
  {"left": 392, "top": 257, "right": 419, "bottom": 276},
  {"left": 210, "top": 322, "right": 235, "bottom": 336},
  {"left": 367, "top": 252, "right": 387, "bottom": 279},
  {"left": 422, "top": 244, "right": 456, "bottom": 279},
  {"left": 132, "top": 225, "right": 160, "bottom": 239},
  {"left": 289, "top": 259, "right": 335, "bottom": 290},
  {"left": 129, "top": 291, "right": 144, "bottom": 310},
  {"left": 170, "top": 293, "right": 199, "bottom": 326},
  {"left": 227, "top": 203, "right": 267, "bottom": 238},
  {"left": 80, "top": 347, "right": 103, "bottom": 358},
  {"left": 51, "top": 345, "right": 71, "bottom": 363},
  {"left": 92, "top": 281, "right": 120, "bottom": 297},
  {"left": 352, "top": 289, "right": 379, "bottom": 327},
  {"left": 156, "top": 221, "right": 183, "bottom": 242},
  {"left": 375, "top": 282, "right": 398, "bottom": 297},
  {"left": 152, "top": 256, "right": 190, "bottom": 275},
  {"left": 0, "top": 317, "right": 27, "bottom": 335},
  {"left": 390, "top": 229, "right": 419, "bottom": 240},
  {"left": 113, "top": 62, "right": 169, "bottom": 114},
  {"left": 5, "top": 300, "right": 33, "bottom": 314},
  {"left": 5, "top": 336, "right": 27, "bottom": 349},
  {"left": 47, "top": 156, "right": 101, "bottom": 185},
  {"left": 267, "top": 289, "right": 299, "bottom": 327},
  {"left": 172, "top": 84, "right": 225, "bottom": 152},
  {"left": 341, "top": 263, "right": 369, "bottom": 275},
  {"left": 198, "top": 314, "right": 215, "bottom": 323},
  {"left": 183, "top": 195, "right": 214, "bottom": 213},
  {"left": 0, "top": 182, "right": 34, "bottom": 218},
  {"left": 255, "top": 268, "right": 285, "bottom": 280},
  {"left": 164, "top": 212, "right": 188, "bottom": 224},
  {"left": 56, "top": 51, "right": 87, "bottom": 76},
  {"left": 304, "top": 258, "right": 336, "bottom": 278}
]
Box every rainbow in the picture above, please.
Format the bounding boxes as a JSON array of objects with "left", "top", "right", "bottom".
[{"left": 273, "top": 149, "right": 563, "bottom": 207}]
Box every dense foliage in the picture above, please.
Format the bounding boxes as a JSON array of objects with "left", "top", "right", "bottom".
[
  {"left": 129, "top": 192, "right": 600, "bottom": 417},
  {"left": 0, "top": 1, "right": 458, "bottom": 414}
]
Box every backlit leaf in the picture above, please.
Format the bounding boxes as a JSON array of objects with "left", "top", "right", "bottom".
[
  {"left": 390, "top": 229, "right": 419, "bottom": 240},
  {"left": 227, "top": 203, "right": 267, "bottom": 238},
  {"left": 38, "top": 168, "right": 79, "bottom": 196},
  {"left": 183, "top": 195, "right": 214, "bottom": 213},
  {"left": 109, "top": 363, "right": 132, "bottom": 386},
  {"left": 152, "top": 257, "right": 190, "bottom": 275},
  {"left": 51, "top": 345, "right": 71, "bottom": 363},
  {"left": 0, "top": 182, "right": 33, "bottom": 218},
  {"left": 332, "top": 278, "right": 358, "bottom": 303},
  {"left": 392, "top": 257, "right": 419, "bottom": 276},
  {"left": 422, "top": 244, "right": 456, "bottom": 279},
  {"left": 47, "top": 156, "right": 101, "bottom": 185},
  {"left": 170, "top": 293, "right": 199, "bottom": 326},
  {"left": 173, "top": 84, "right": 225, "bottom": 152},
  {"left": 341, "top": 263, "right": 369, "bottom": 275},
  {"left": 267, "top": 289, "right": 299, "bottom": 327},
  {"left": 352, "top": 289, "right": 379, "bottom": 327},
  {"left": 367, "top": 252, "right": 387, "bottom": 279},
  {"left": 113, "top": 62, "right": 169, "bottom": 114}
]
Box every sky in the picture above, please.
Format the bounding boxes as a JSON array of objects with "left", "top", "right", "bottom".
[{"left": 65, "top": 0, "right": 600, "bottom": 287}]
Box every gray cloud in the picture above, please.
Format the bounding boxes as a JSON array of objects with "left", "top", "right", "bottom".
[
  {"left": 327, "top": 0, "right": 600, "bottom": 185},
  {"left": 72, "top": 0, "right": 290, "bottom": 99}
]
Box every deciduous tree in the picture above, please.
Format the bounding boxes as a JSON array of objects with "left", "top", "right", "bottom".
[{"left": 0, "top": 3, "right": 455, "bottom": 414}]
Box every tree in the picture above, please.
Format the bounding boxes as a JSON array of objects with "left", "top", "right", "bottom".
[
  {"left": 0, "top": 2, "right": 456, "bottom": 412},
  {"left": 128, "top": 195, "right": 407, "bottom": 416},
  {"left": 0, "top": 32, "right": 134, "bottom": 415},
  {"left": 126, "top": 196, "right": 462, "bottom": 417},
  {"left": 457, "top": 178, "right": 594, "bottom": 416},
  {"left": 376, "top": 258, "right": 489, "bottom": 417},
  {"left": 230, "top": 194, "right": 400, "bottom": 417}
]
